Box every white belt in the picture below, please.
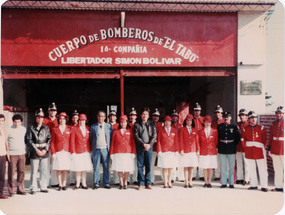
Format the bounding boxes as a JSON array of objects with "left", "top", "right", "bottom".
[
  {"left": 273, "top": 137, "right": 284, "bottom": 141},
  {"left": 246, "top": 141, "right": 264, "bottom": 148},
  {"left": 35, "top": 143, "right": 47, "bottom": 147}
]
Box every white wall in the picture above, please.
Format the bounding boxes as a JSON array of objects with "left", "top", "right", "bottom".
[
  {"left": 265, "top": 0, "right": 285, "bottom": 113},
  {"left": 238, "top": 11, "right": 267, "bottom": 116}
]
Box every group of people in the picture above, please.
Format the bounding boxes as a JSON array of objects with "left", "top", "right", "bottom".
[{"left": 0, "top": 102, "right": 284, "bottom": 199}]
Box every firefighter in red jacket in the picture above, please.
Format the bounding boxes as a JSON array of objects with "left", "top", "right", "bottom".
[
  {"left": 50, "top": 112, "right": 71, "bottom": 191},
  {"left": 179, "top": 114, "right": 199, "bottom": 188},
  {"left": 211, "top": 105, "right": 224, "bottom": 181},
  {"left": 151, "top": 108, "right": 164, "bottom": 184},
  {"left": 109, "top": 110, "right": 119, "bottom": 130},
  {"left": 43, "top": 102, "right": 59, "bottom": 188},
  {"left": 157, "top": 116, "right": 179, "bottom": 188},
  {"left": 236, "top": 109, "right": 250, "bottom": 185},
  {"left": 242, "top": 111, "right": 268, "bottom": 192},
  {"left": 268, "top": 106, "right": 284, "bottom": 192},
  {"left": 110, "top": 115, "right": 136, "bottom": 190},
  {"left": 70, "top": 114, "right": 93, "bottom": 189},
  {"left": 193, "top": 103, "right": 204, "bottom": 181}
]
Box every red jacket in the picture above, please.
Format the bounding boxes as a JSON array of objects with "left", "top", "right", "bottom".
[
  {"left": 43, "top": 117, "right": 58, "bottom": 131},
  {"left": 171, "top": 123, "right": 182, "bottom": 132},
  {"left": 242, "top": 125, "right": 267, "bottom": 160},
  {"left": 269, "top": 119, "right": 284, "bottom": 155},
  {"left": 50, "top": 126, "right": 72, "bottom": 155},
  {"left": 129, "top": 122, "right": 135, "bottom": 129},
  {"left": 194, "top": 116, "right": 204, "bottom": 131},
  {"left": 211, "top": 118, "right": 225, "bottom": 129},
  {"left": 198, "top": 128, "right": 218, "bottom": 156},
  {"left": 179, "top": 127, "right": 199, "bottom": 153},
  {"left": 70, "top": 126, "right": 91, "bottom": 154},
  {"left": 111, "top": 123, "right": 119, "bottom": 130},
  {"left": 110, "top": 129, "right": 136, "bottom": 155},
  {"left": 157, "top": 127, "right": 179, "bottom": 153},
  {"left": 153, "top": 121, "right": 164, "bottom": 152},
  {"left": 236, "top": 121, "right": 249, "bottom": 152}
]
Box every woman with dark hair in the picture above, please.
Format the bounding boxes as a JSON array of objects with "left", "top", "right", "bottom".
[
  {"left": 70, "top": 114, "right": 93, "bottom": 189},
  {"left": 50, "top": 112, "right": 71, "bottom": 191},
  {"left": 110, "top": 115, "right": 136, "bottom": 189},
  {"left": 179, "top": 114, "right": 199, "bottom": 188}
]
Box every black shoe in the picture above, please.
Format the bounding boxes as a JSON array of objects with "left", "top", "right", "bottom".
[
  {"left": 119, "top": 185, "right": 123, "bottom": 190},
  {"left": 30, "top": 190, "right": 36, "bottom": 195},
  {"left": 203, "top": 183, "right": 208, "bottom": 188},
  {"left": 220, "top": 185, "right": 227, "bottom": 188},
  {"left": 74, "top": 186, "right": 80, "bottom": 190},
  {"left": 123, "top": 185, "right": 127, "bottom": 190},
  {"left": 62, "top": 187, "right": 67, "bottom": 191},
  {"left": 82, "top": 186, "right": 88, "bottom": 190},
  {"left": 275, "top": 188, "right": 284, "bottom": 192},
  {"left": 171, "top": 180, "right": 174, "bottom": 183},
  {"left": 229, "top": 185, "right": 235, "bottom": 189},
  {"left": 40, "top": 189, "right": 49, "bottom": 193},
  {"left": 207, "top": 184, "right": 212, "bottom": 188},
  {"left": 261, "top": 188, "right": 268, "bottom": 192},
  {"left": 199, "top": 177, "right": 204, "bottom": 181},
  {"left": 114, "top": 183, "right": 120, "bottom": 186},
  {"left": 248, "top": 186, "right": 258, "bottom": 190},
  {"left": 57, "top": 187, "right": 62, "bottom": 191},
  {"left": 104, "top": 186, "right": 111, "bottom": 189},
  {"left": 16, "top": 191, "right": 26, "bottom": 195},
  {"left": 184, "top": 184, "right": 188, "bottom": 188},
  {"left": 127, "top": 181, "right": 130, "bottom": 185},
  {"left": 51, "top": 184, "right": 59, "bottom": 188},
  {"left": 214, "top": 178, "right": 220, "bottom": 181},
  {"left": 70, "top": 183, "right": 75, "bottom": 186},
  {"left": 189, "top": 185, "right": 193, "bottom": 188},
  {"left": 151, "top": 182, "right": 154, "bottom": 185},
  {"left": 243, "top": 181, "right": 250, "bottom": 186},
  {"left": 192, "top": 177, "right": 196, "bottom": 181},
  {"left": 236, "top": 180, "right": 243, "bottom": 184},
  {"left": 133, "top": 181, "right": 138, "bottom": 185},
  {"left": 93, "top": 185, "right": 99, "bottom": 190}
]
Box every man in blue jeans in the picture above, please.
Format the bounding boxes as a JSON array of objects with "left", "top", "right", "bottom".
[
  {"left": 217, "top": 112, "right": 240, "bottom": 188},
  {"left": 90, "top": 111, "right": 113, "bottom": 189},
  {"left": 133, "top": 108, "right": 157, "bottom": 190}
]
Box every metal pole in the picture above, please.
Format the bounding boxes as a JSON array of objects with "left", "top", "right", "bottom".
[{"left": 120, "top": 69, "right": 124, "bottom": 115}]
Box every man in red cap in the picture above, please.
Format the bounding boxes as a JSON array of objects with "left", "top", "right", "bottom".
[
  {"left": 242, "top": 111, "right": 268, "bottom": 192},
  {"left": 269, "top": 106, "right": 284, "bottom": 192},
  {"left": 108, "top": 110, "right": 119, "bottom": 130}
]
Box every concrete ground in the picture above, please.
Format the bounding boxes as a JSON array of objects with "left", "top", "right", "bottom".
[{"left": 0, "top": 165, "right": 284, "bottom": 215}]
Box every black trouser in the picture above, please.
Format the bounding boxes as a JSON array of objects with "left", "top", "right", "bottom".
[{"left": 0, "top": 155, "right": 7, "bottom": 195}]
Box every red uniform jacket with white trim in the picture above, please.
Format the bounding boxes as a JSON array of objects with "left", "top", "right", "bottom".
[
  {"left": 179, "top": 127, "right": 199, "bottom": 153},
  {"left": 157, "top": 127, "right": 179, "bottom": 153},
  {"left": 269, "top": 119, "right": 284, "bottom": 155},
  {"left": 211, "top": 119, "right": 225, "bottom": 129},
  {"left": 242, "top": 125, "right": 267, "bottom": 160},
  {"left": 43, "top": 117, "right": 59, "bottom": 132},
  {"left": 50, "top": 126, "right": 72, "bottom": 155},
  {"left": 110, "top": 129, "right": 136, "bottom": 156},
  {"left": 236, "top": 121, "right": 249, "bottom": 152},
  {"left": 194, "top": 116, "right": 204, "bottom": 131},
  {"left": 111, "top": 123, "right": 119, "bottom": 130},
  {"left": 70, "top": 126, "right": 91, "bottom": 154},
  {"left": 153, "top": 121, "right": 164, "bottom": 152},
  {"left": 198, "top": 128, "right": 218, "bottom": 155}
]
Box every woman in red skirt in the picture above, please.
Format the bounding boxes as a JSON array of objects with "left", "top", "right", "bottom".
[
  {"left": 70, "top": 114, "right": 93, "bottom": 189},
  {"left": 50, "top": 112, "right": 71, "bottom": 191},
  {"left": 110, "top": 115, "right": 136, "bottom": 189},
  {"left": 157, "top": 116, "right": 179, "bottom": 188},
  {"left": 198, "top": 115, "right": 218, "bottom": 188},
  {"left": 179, "top": 114, "right": 199, "bottom": 188}
]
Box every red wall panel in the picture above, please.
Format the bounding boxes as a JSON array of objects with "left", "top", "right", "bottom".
[{"left": 1, "top": 9, "right": 237, "bottom": 67}]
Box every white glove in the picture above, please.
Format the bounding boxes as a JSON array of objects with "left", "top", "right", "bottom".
[
  {"left": 158, "top": 152, "right": 162, "bottom": 157},
  {"left": 52, "top": 154, "right": 56, "bottom": 159},
  {"left": 110, "top": 155, "right": 114, "bottom": 161}
]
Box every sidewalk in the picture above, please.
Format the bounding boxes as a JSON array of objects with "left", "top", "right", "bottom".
[{"left": 0, "top": 165, "right": 284, "bottom": 215}]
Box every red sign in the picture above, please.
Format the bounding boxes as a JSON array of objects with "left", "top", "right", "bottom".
[{"left": 1, "top": 10, "right": 237, "bottom": 67}]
